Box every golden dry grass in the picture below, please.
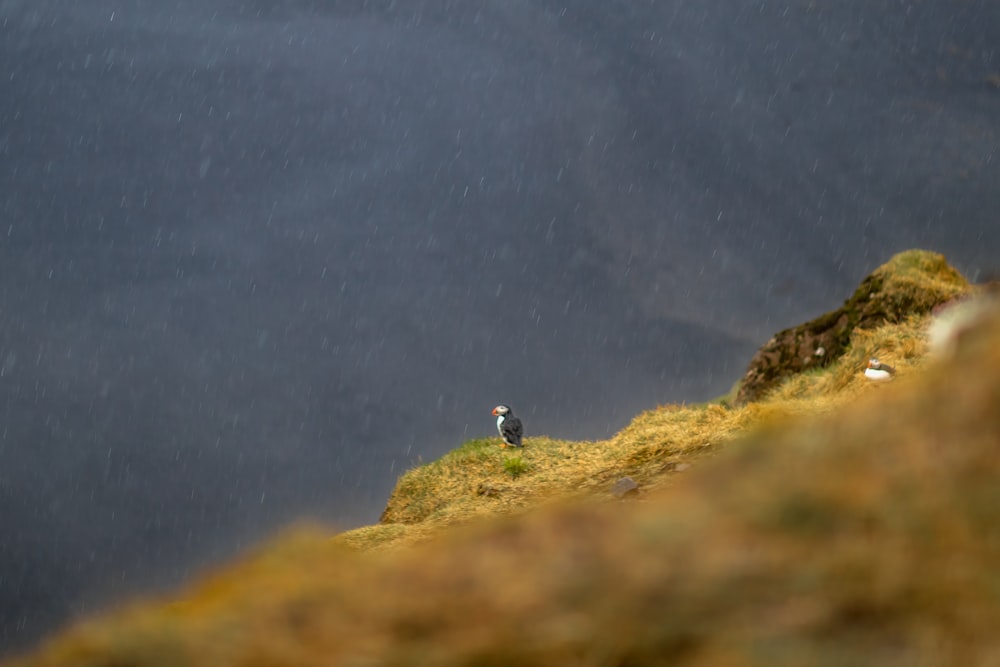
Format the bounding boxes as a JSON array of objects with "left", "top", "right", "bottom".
[
  {"left": 10, "top": 302, "right": 1000, "bottom": 667},
  {"left": 363, "top": 308, "right": 946, "bottom": 554},
  {"left": 8, "top": 251, "right": 997, "bottom": 667},
  {"left": 874, "top": 248, "right": 968, "bottom": 303},
  {"left": 735, "top": 249, "right": 968, "bottom": 404}
]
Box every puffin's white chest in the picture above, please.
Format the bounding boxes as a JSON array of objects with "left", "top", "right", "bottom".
[
  {"left": 864, "top": 367, "right": 893, "bottom": 381},
  {"left": 496, "top": 414, "right": 506, "bottom": 434}
]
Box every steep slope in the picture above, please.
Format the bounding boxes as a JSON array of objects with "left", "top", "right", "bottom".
[
  {"left": 734, "top": 250, "right": 968, "bottom": 404},
  {"left": 358, "top": 250, "right": 968, "bottom": 552},
  {"left": 9, "top": 251, "right": 1000, "bottom": 667}
]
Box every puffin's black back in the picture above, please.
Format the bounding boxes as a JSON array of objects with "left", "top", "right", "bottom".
[{"left": 501, "top": 412, "right": 523, "bottom": 447}]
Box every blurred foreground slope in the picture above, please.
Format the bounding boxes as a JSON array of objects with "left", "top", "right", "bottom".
[{"left": 8, "top": 251, "right": 1000, "bottom": 666}]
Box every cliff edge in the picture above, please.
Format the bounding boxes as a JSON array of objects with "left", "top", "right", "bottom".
[{"left": 9, "top": 250, "right": 1000, "bottom": 667}]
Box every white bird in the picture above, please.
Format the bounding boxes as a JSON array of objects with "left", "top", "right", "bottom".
[{"left": 864, "top": 358, "right": 896, "bottom": 381}]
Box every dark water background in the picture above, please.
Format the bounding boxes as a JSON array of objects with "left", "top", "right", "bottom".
[{"left": 1, "top": 0, "right": 998, "bottom": 653}]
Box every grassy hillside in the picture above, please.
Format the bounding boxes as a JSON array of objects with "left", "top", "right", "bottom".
[
  {"left": 9, "top": 250, "right": 1000, "bottom": 667},
  {"left": 345, "top": 249, "right": 970, "bottom": 552},
  {"left": 735, "top": 248, "right": 970, "bottom": 403}
]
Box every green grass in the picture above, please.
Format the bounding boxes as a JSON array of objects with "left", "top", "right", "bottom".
[{"left": 502, "top": 455, "right": 530, "bottom": 479}]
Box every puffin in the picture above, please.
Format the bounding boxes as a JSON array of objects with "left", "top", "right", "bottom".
[
  {"left": 492, "top": 404, "right": 523, "bottom": 448},
  {"left": 864, "top": 358, "right": 896, "bottom": 381}
]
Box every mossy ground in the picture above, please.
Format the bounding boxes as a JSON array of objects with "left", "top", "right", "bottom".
[
  {"left": 9, "top": 251, "right": 998, "bottom": 667},
  {"left": 735, "top": 249, "right": 969, "bottom": 403}
]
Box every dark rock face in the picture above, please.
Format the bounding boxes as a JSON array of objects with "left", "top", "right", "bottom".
[{"left": 734, "top": 251, "right": 968, "bottom": 405}]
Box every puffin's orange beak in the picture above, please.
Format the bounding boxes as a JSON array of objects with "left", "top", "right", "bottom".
[{"left": 491, "top": 407, "right": 499, "bottom": 416}]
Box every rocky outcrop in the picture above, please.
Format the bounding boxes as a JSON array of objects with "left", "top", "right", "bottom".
[
  {"left": 610, "top": 476, "right": 639, "bottom": 499},
  {"left": 734, "top": 250, "right": 969, "bottom": 405}
]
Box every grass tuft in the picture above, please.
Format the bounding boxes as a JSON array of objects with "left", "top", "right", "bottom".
[{"left": 502, "top": 455, "right": 530, "bottom": 479}]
